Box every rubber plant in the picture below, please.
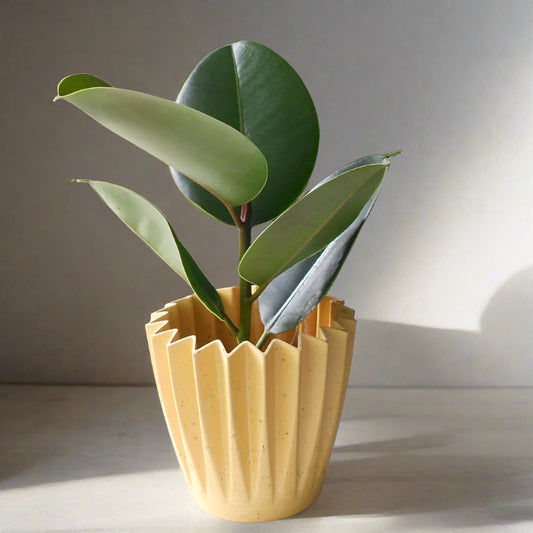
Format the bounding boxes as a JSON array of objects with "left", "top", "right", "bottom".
[
  {"left": 55, "top": 41, "right": 399, "bottom": 522},
  {"left": 55, "top": 41, "right": 398, "bottom": 347}
]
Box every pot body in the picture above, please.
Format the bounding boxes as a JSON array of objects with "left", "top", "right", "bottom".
[{"left": 145, "top": 287, "right": 355, "bottom": 522}]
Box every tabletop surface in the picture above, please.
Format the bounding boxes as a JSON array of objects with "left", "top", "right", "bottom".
[{"left": 1, "top": 386, "right": 532, "bottom": 532}]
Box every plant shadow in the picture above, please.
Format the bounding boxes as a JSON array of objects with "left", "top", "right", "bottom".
[{"left": 350, "top": 266, "right": 533, "bottom": 386}]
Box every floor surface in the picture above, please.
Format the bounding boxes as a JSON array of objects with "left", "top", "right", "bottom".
[{"left": 1, "top": 386, "right": 532, "bottom": 532}]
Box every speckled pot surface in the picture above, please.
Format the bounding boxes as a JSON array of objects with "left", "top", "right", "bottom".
[{"left": 145, "top": 287, "right": 356, "bottom": 522}]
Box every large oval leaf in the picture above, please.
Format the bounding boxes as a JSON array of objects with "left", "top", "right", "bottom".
[
  {"left": 74, "top": 179, "right": 225, "bottom": 320},
  {"left": 172, "top": 40, "right": 319, "bottom": 225},
  {"left": 239, "top": 163, "right": 388, "bottom": 286},
  {"left": 258, "top": 153, "right": 396, "bottom": 335},
  {"left": 56, "top": 74, "right": 267, "bottom": 207}
]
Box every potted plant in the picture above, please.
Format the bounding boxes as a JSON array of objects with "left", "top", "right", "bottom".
[{"left": 55, "top": 40, "right": 399, "bottom": 522}]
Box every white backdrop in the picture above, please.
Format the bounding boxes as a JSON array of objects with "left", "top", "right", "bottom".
[{"left": 2, "top": 0, "right": 532, "bottom": 386}]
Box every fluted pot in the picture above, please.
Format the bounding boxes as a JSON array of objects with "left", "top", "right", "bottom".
[{"left": 145, "top": 287, "right": 356, "bottom": 522}]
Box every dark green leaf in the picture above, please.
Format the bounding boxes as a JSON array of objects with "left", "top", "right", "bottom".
[
  {"left": 74, "top": 179, "right": 225, "bottom": 320},
  {"left": 172, "top": 40, "right": 319, "bottom": 225},
  {"left": 239, "top": 163, "right": 388, "bottom": 286},
  {"left": 56, "top": 74, "right": 267, "bottom": 207}
]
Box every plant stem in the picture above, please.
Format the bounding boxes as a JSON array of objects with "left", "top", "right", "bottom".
[
  {"left": 237, "top": 203, "right": 252, "bottom": 343},
  {"left": 256, "top": 328, "right": 271, "bottom": 351},
  {"left": 248, "top": 283, "right": 267, "bottom": 304},
  {"left": 221, "top": 313, "right": 239, "bottom": 338}
]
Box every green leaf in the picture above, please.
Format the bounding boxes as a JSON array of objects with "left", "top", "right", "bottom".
[
  {"left": 57, "top": 73, "right": 111, "bottom": 94},
  {"left": 239, "top": 163, "right": 388, "bottom": 286},
  {"left": 258, "top": 154, "right": 394, "bottom": 335},
  {"left": 172, "top": 41, "right": 319, "bottom": 225},
  {"left": 56, "top": 74, "right": 267, "bottom": 207},
  {"left": 74, "top": 179, "right": 225, "bottom": 320}
]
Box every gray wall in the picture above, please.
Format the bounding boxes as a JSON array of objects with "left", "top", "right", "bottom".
[{"left": 2, "top": 0, "right": 532, "bottom": 385}]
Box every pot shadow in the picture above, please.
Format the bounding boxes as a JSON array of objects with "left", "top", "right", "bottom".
[
  {"left": 300, "top": 450, "right": 533, "bottom": 527},
  {"left": 298, "top": 417, "right": 533, "bottom": 527}
]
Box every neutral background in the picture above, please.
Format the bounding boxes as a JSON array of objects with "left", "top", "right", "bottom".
[{"left": 2, "top": 0, "right": 532, "bottom": 386}]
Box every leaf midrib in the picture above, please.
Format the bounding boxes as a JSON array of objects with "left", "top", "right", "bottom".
[{"left": 231, "top": 44, "right": 245, "bottom": 135}]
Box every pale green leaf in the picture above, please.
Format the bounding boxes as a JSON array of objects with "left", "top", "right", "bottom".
[
  {"left": 239, "top": 163, "right": 388, "bottom": 286},
  {"left": 57, "top": 74, "right": 267, "bottom": 207},
  {"left": 75, "top": 179, "right": 225, "bottom": 319}
]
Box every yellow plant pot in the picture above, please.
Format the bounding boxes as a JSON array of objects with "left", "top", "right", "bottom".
[{"left": 145, "top": 287, "right": 356, "bottom": 522}]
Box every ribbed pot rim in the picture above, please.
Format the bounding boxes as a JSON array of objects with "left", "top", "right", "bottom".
[{"left": 146, "top": 286, "right": 354, "bottom": 356}]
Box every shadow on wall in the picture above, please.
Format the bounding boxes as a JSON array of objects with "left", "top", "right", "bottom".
[{"left": 351, "top": 266, "right": 533, "bottom": 387}]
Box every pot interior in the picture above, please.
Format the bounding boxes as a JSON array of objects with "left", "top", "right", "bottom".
[{"left": 160, "top": 287, "right": 337, "bottom": 352}]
